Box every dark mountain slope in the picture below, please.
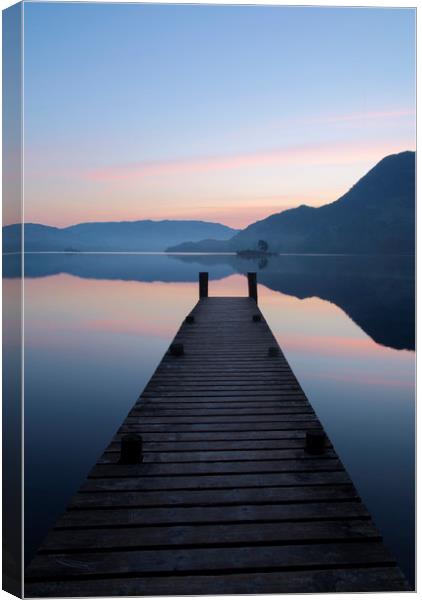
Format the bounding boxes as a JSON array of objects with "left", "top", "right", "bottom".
[
  {"left": 168, "top": 151, "right": 415, "bottom": 254},
  {"left": 233, "top": 151, "right": 415, "bottom": 253}
]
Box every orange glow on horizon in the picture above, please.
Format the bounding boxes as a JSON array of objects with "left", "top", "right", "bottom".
[{"left": 17, "top": 190, "right": 344, "bottom": 229}]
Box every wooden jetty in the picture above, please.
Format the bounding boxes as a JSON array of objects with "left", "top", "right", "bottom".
[{"left": 25, "top": 273, "right": 409, "bottom": 596}]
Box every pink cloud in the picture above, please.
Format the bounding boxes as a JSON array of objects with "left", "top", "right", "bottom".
[
  {"left": 86, "top": 139, "right": 413, "bottom": 182},
  {"left": 305, "top": 108, "right": 415, "bottom": 126}
]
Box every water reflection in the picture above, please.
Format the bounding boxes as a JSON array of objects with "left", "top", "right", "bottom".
[
  {"left": 5, "top": 252, "right": 414, "bottom": 350},
  {"left": 170, "top": 253, "right": 415, "bottom": 351},
  {"left": 2, "top": 253, "right": 414, "bottom": 585}
]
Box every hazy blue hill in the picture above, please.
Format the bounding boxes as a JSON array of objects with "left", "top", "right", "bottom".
[
  {"left": 166, "top": 238, "right": 232, "bottom": 253},
  {"left": 168, "top": 151, "right": 415, "bottom": 254},
  {"left": 2, "top": 223, "right": 78, "bottom": 252},
  {"left": 3, "top": 220, "right": 238, "bottom": 253},
  {"left": 233, "top": 205, "right": 317, "bottom": 252}
]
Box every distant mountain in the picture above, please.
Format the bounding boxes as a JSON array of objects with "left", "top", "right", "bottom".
[
  {"left": 168, "top": 239, "right": 232, "bottom": 253},
  {"left": 167, "top": 151, "right": 415, "bottom": 254},
  {"left": 3, "top": 220, "right": 238, "bottom": 253}
]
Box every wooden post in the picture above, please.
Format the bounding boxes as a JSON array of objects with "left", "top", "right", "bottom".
[
  {"left": 119, "top": 434, "right": 143, "bottom": 464},
  {"left": 170, "top": 343, "right": 184, "bottom": 356},
  {"left": 199, "top": 272, "right": 209, "bottom": 298},
  {"left": 305, "top": 431, "right": 326, "bottom": 454},
  {"left": 248, "top": 272, "right": 258, "bottom": 302}
]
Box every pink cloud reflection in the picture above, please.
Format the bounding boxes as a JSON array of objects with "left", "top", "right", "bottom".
[
  {"left": 314, "top": 371, "right": 414, "bottom": 389},
  {"left": 280, "top": 332, "right": 392, "bottom": 358},
  {"left": 85, "top": 318, "right": 173, "bottom": 339}
]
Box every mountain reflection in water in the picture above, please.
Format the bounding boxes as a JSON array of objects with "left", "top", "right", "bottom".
[{"left": 5, "top": 252, "right": 414, "bottom": 351}]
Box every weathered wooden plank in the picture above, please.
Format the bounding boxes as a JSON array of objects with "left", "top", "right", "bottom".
[
  {"left": 82, "top": 471, "right": 353, "bottom": 492},
  {"left": 153, "top": 368, "right": 294, "bottom": 374},
  {"left": 92, "top": 457, "right": 341, "bottom": 474},
  {"left": 161, "top": 344, "right": 282, "bottom": 349},
  {"left": 139, "top": 399, "right": 307, "bottom": 405},
  {"left": 148, "top": 369, "right": 297, "bottom": 378},
  {"left": 145, "top": 382, "right": 300, "bottom": 389},
  {"left": 54, "top": 501, "right": 369, "bottom": 530},
  {"left": 142, "top": 391, "right": 307, "bottom": 398},
  {"left": 136, "top": 407, "right": 312, "bottom": 415},
  {"left": 69, "top": 484, "right": 358, "bottom": 509},
  {"left": 40, "top": 519, "right": 378, "bottom": 553},
  {"left": 25, "top": 541, "right": 395, "bottom": 580},
  {"left": 144, "top": 387, "right": 302, "bottom": 394},
  {"left": 158, "top": 362, "right": 289, "bottom": 368},
  {"left": 119, "top": 422, "right": 322, "bottom": 432},
  {"left": 24, "top": 567, "right": 411, "bottom": 597},
  {"left": 113, "top": 438, "right": 315, "bottom": 451},
  {"left": 148, "top": 372, "right": 296, "bottom": 379},
  {"left": 112, "top": 430, "right": 313, "bottom": 442},
  {"left": 161, "top": 354, "right": 288, "bottom": 360},
  {"left": 125, "top": 414, "right": 317, "bottom": 424},
  {"left": 103, "top": 447, "right": 334, "bottom": 462},
  {"left": 139, "top": 395, "right": 308, "bottom": 403}
]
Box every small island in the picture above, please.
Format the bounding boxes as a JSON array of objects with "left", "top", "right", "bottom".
[{"left": 236, "top": 239, "right": 276, "bottom": 258}]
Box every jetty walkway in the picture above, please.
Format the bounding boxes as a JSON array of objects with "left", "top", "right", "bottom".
[{"left": 25, "top": 273, "right": 409, "bottom": 596}]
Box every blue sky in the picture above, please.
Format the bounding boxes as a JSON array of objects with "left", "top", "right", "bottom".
[{"left": 22, "top": 3, "right": 415, "bottom": 227}]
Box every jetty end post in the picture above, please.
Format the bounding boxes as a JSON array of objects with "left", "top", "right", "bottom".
[
  {"left": 248, "top": 272, "right": 258, "bottom": 302},
  {"left": 199, "top": 272, "right": 209, "bottom": 298},
  {"left": 119, "top": 433, "right": 143, "bottom": 464}
]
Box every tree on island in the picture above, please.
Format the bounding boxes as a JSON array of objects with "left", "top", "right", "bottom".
[{"left": 258, "top": 240, "right": 269, "bottom": 252}]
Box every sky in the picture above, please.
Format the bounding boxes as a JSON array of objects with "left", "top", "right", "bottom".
[{"left": 20, "top": 2, "right": 416, "bottom": 229}]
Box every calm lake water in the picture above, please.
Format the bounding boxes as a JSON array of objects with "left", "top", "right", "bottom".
[{"left": 4, "top": 252, "right": 415, "bottom": 584}]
